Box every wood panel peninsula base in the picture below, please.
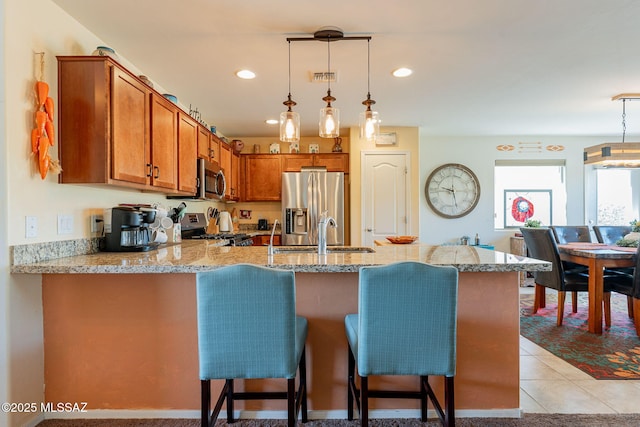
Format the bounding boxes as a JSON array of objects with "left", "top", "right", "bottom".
[{"left": 16, "top": 243, "right": 550, "bottom": 419}]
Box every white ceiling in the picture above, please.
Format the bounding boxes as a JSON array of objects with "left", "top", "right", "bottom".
[{"left": 52, "top": 0, "right": 640, "bottom": 138}]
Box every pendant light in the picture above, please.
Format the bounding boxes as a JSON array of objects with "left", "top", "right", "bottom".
[
  {"left": 319, "top": 37, "right": 340, "bottom": 138},
  {"left": 584, "top": 93, "right": 640, "bottom": 168},
  {"left": 359, "top": 39, "right": 380, "bottom": 142},
  {"left": 280, "top": 40, "right": 300, "bottom": 143}
]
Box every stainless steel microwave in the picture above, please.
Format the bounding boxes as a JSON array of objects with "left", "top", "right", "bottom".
[{"left": 168, "top": 158, "right": 226, "bottom": 200}]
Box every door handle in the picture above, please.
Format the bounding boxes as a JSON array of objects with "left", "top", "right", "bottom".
[{"left": 366, "top": 228, "right": 372, "bottom": 232}]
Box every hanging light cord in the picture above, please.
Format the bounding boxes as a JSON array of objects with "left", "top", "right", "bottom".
[
  {"left": 366, "top": 39, "right": 371, "bottom": 97},
  {"left": 327, "top": 38, "right": 331, "bottom": 94},
  {"left": 283, "top": 40, "right": 296, "bottom": 112},
  {"left": 622, "top": 98, "right": 627, "bottom": 143}
]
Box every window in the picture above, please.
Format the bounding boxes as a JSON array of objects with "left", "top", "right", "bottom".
[
  {"left": 596, "top": 169, "right": 637, "bottom": 225},
  {"left": 494, "top": 160, "right": 567, "bottom": 229}
]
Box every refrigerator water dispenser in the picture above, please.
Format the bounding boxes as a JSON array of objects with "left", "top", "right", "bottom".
[{"left": 285, "top": 208, "right": 308, "bottom": 235}]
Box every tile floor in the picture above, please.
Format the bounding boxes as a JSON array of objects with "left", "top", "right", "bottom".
[{"left": 519, "top": 286, "right": 640, "bottom": 414}]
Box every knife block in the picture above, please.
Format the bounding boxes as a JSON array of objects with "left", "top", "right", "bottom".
[{"left": 206, "top": 220, "right": 220, "bottom": 235}]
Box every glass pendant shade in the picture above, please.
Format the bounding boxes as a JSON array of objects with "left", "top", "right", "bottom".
[
  {"left": 359, "top": 109, "right": 379, "bottom": 141},
  {"left": 319, "top": 106, "right": 340, "bottom": 138},
  {"left": 279, "top": 110, "right": 300, "bottom": 143}
]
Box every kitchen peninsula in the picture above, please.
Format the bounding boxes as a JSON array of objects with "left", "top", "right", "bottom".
[{"left": 11, "top": 242, "right": 550, "bottom": 418}]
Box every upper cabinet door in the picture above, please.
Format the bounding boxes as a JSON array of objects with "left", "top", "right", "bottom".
[
  {"left": 150, "top": 94, "right": 178, "bottom": 190},
  {"left": 219, "top": 143, "right": 232, "bottom": 199},
  {"left": 282, "top": 154, "right": 313, "bottom": 172},
  {"left": 177, "top": 113, "right": 198, "bottom": 194},
  {"left": 111, "top": 67, "right": 150, "bottom": 185},
  {"left": 197, "top": 125, "right": 211, "bottom": 160},
  {"left": 313, "top": 153, "right": 349, "bottom": 172},
  {"left": 243, "top": 155, "right": 282, "bottom": 201}
]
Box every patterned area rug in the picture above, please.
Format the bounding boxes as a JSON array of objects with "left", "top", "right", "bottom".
[{"left": 520, "top": 290, "right": 640, "bottom": 379}]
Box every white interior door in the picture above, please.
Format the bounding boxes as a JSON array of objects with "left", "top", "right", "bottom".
[{"left": 361, "top": 152, "right": 409, "bottom": 246}]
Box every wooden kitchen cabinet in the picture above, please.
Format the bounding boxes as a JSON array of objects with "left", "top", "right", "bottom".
[
  {"left": 231, "top": 150, "right": 240, "bottom": 201},
  {"left": 314, "top": 153, "right": 349, "bottom": 172},
  {"left": 242, "top": 154, "right": 282, "bottom": 201},
  {"left": 219, "top": 142, "right": 232, "bottom": 199},
  {"left": 219, "top": 144, "right": 240, "bottom": 201},
  {"left": 58, "top": 57, "right": 150, "bottom": 188},
  {"left": 149, "top": 93, "right": 178, "bottom": 190},
  {"left": 197, "top": 125, "right": 220, "bottom": 164},
  {"left": 197, "top": 125, "right": 210, "bottom": 160},
  {"left": 252, "top": 234, "right": 280, "bottom": 246},
  {"left": 177, "top": 112, "right": 198, "bottom": 194},
  {"left": 57, "top": 56, "right": 189, "bottom": 193},
  {"left": 281, "top": 153, "right": 349, "bottom": 172}
]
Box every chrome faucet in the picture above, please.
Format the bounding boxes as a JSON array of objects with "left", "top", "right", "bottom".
[
  {"left": 268, "top": 219, "right": 279, "bottom": 256},
  {"left": 318, "top": 211, "right": 337, "bottom": 255}
]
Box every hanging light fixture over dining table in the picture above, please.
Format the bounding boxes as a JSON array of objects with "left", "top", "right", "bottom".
[{"left": 584, "top": 93, "right": 640, "bottom": 168}]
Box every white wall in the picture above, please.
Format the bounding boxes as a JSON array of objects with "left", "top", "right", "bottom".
[
  {"left": 1, "top": 0, "right": 9, "bottom": 424},
  {"left": 418, "top": 134, "right": 618, "bottom": 251},
  {"left": 2, "top": 1, "right": 220, "bottom": 425}
]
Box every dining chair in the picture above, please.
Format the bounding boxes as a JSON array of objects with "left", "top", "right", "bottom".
[
  {"left": 196, "top": 264, "right": 308, "bottom": 427},
  {"left": 520, "top": 227, "right": 605, "bottom": 326},
  {"left": 550, "top": 225, "right": 591, "bottom": 275},
  {"left": 344, "top": 261, "right": 458, "bottom": 427},
  {"left": 550, "top": 225, "right": 591, "bottom": 244},
  {"left": 603, "top": 245, "right": 640, "bottom": 334},
  {"left": 593, "top": 225, "right": 632, "bottom": 245}
]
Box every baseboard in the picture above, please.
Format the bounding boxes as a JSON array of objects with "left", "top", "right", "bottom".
[{"left": 38, "top": 408, "right": 523, "bottom": 421}]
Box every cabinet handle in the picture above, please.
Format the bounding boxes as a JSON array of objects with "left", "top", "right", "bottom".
[
  {"left": 153, "top": 166, "right": 160, "bottom": 179},
  {"left": 366, "top": 228, "right": 372, "bottom": 232},
  {"left": 146, "top": 163, "right": 153, "bottom": 177}
]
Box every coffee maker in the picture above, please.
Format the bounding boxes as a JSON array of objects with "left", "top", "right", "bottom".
[{"left": 103, "top": 206, "right": 157, "bottom": 252}]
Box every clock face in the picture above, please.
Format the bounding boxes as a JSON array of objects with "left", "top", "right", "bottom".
[{"left": 425, "top": 163, "right": 481, "bottom": 218}]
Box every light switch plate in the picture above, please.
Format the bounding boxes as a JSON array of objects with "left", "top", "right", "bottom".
[
  {"left": 57, "top": 214, "right": 74, "bottom": 235},
  {"left": 25, "top": 216, "right": 38, "bottom": 238}
]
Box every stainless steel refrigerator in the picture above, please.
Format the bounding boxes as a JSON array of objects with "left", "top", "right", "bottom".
[{"left": 281, "top": 167, "right": 344, "bottom": 246}]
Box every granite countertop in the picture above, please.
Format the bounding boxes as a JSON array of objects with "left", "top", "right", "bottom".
[{"left": 11, "top": 240, "right": 551, "bottom": 274}]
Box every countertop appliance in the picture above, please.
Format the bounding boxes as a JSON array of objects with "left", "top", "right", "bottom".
[
  {"left": 103, "top": 206, "right": 157, "bottom": 252},
  {"left": 281, "top": 167, "right": 344, "bottom": 246},
  {"left": 167, "top": 158, "right": 225, "bottom": 200},
  {"left": 180, "top": 213, "right": 253, "bottom": 246}
]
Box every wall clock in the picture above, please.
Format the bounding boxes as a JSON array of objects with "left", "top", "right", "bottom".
[{"left": 425, "top": 163, "right": 481, "bottom": 218}]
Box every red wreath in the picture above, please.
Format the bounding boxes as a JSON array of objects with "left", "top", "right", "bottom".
[{"left": 511, "top": 196, "right": 534, "bottom": 223}]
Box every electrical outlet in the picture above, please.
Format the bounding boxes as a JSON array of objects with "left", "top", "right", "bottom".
[
  {"left": 90, "top": 214, "right": 103, "bottom": 233},
  {"left": 57, "top": 214, "right": 74, "bottom": 235},
  {"left": 25, "top": 216, "right": 38, "bottom": 238}
]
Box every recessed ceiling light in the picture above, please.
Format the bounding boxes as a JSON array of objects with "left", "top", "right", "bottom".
[
  {"left": 236, "top": 69, "right": 256, "bottom": 79},
  {"left": 265, "top": 119, "right": 278, "bottom": 125},
  {"left": 392, "top": 67, "right": 413, "bottom": 78}
]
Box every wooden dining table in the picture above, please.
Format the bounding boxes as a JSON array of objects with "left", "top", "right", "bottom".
[{"left": 557, "top": 242, "right": 637, "bottom": 334}]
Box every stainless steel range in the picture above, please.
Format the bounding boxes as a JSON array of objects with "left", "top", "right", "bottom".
[{"left": 180, "top": 213, "right": 254, "bottom": 246}]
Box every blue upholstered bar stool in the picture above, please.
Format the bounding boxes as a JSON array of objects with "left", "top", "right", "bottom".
[
  {"left": 196, "top": 264, "right": 308, "bottom": 427},
  {"left": 345, "top": 261, "right": 459, "bottom": 427}
]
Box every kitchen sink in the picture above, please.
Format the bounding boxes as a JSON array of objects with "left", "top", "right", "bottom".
[{"left": 272, "top": 246, "right": 375, "bottom": 254}]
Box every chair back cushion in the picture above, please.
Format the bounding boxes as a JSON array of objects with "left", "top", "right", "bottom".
[
  {"left": 196, "top": 264, "right": 302, "bottom": 380},
  {"left": 357, "top": 261, "right": 458, "bottom": 377},
  {"left": 593, "top": 225, "right": 632, "bottom": 245},
  {"left": 551, "top": 226, "right": 591, "bottom": 244},
  {"left": 520, "top": 227, "right": 565, "bottom": 290}
]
